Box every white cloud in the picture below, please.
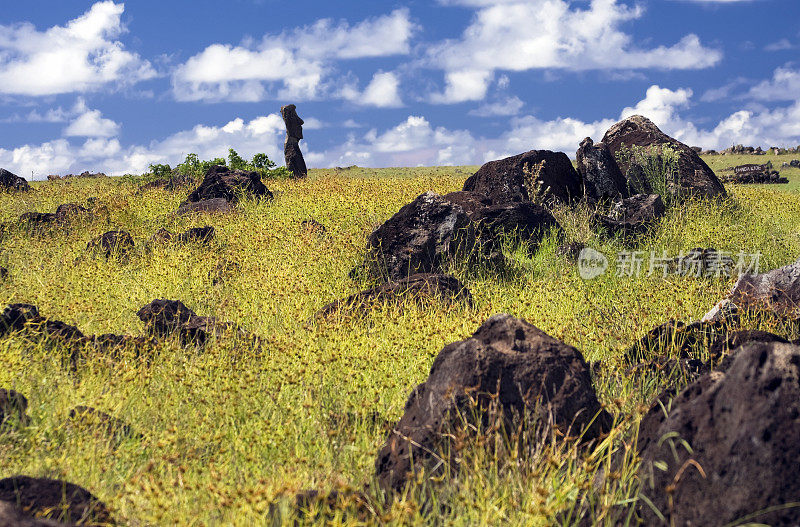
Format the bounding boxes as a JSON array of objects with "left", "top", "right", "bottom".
[
  {"left": 63, "top": 108, "right": 120, "bottom": 137},
  {"left": 469, "top": 96, "right": 524, "bottom": 117},
  {"left": 764, "top": 39, "right": 795, "bottom": 52},
  {"left": 342, "top": 71, "right": 403, "bottom": 108},
  {"left": 0, "top": 1, "right": 155, "bottom": 96},
  {"left": 426, "top": 0, "right": 721, "bottom": 103},
  {"left": 172, "top": 9, "right": 414, "bottom": 102},
  {"left": 748, "top": 66, "right": 800, "bottom": 101}
]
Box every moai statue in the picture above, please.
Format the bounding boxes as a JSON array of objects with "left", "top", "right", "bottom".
[{"left": 280, "top": 104, "right": 308, "bottom": 178}]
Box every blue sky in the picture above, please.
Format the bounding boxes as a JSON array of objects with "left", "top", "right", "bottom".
[{"left": 0, "top": 0, "right": 798, "bottom": 179}]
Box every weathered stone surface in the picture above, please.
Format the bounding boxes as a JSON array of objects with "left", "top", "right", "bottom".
[
  {"left": 316, "top": 273, "right": 472, "bottom": 318},
  {"left": 441, "top": 191, "right": 493, "bottom": 216},
  {"left": 176, "top": 197, "right": 233, "bottom": 215},
  {"left": 365, "top": 191, "right": 477, "bottom": 281},
  {"left": 471, "top": 201, "right": 562, "bottom": 249},
  {"left": 181, "top": 165, "right": 272, "bottom": 206},
  {"left": 18, "top": 212, "right": 57, "bottom": 226},
  {"left": 707, "top": 330, "right": 788, "bottom": 361},
  {"left": 576, "top": 137, "right": 629, "bottom": 202},
  {"left": 150, "top": 226, "right": 214, "bottom": 245},
  {"left": 87, "top": 230, "right": 134, "bottom": 257},
  {"left": 0, "top": 389, "right": 29, "bottom": 428},
  {"left": 376, "top": 314, "right": 611, "bottom": 492},
  {"left": 594, "top": 193, "right": 665, "bottom": 238},
  {"left": 704, "top": 257, "right": 800, "bottom": 321},
  {"left": 0, "top": 169, "right": 30, "bottom": 192},
  {"left": 0, "top": 500, "right": 72, "bottom": 526},
  {"left": 0, "top": 304, "right": 42, "bottom": 335},
  {"left": 601, "top": 115, "right": 726, "bottom": 198},
  {"left": 281, "top": 104, "right": 307, "bottom": 178},
  {"left": 637, "top": 341, "right": 800, "bottom": 526},
  {"left": 463, "top": 150, "right": 582, "bottom": 205},
  {"left": 0, "top": 476, "right": 112, "bottom": 525}
]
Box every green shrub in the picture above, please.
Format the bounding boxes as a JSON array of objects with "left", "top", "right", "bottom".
[{"left": 615, "top": 144, "right": 680, "bottom": 206}]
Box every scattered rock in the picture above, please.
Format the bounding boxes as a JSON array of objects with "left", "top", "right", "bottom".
[
  {"left": 375, "top": 314, "right": 611, "bottom": 492},
  {"left": 86, "top": 230, "right": 134, "bottom": 258},
  {"left": 0, "top": 389, "right": 29, "bottom": 428},
  {"left": 703, "top": 257, "right": 800, "bottom": 321},
  {"left": 90, "top": 334, "right": 156, "bottom": 360},
  {"left": 63, "top": 171, "right": 107, "bottom": 179},
  {"left": 364, "top": 191, "right": 478, "bottom": 281},
  {"left": 0, "top": 304, "right": 42, "bottom": 335},
  {"left": 281, "top": 104, "right": 308, "bottom": 178},
  {"left": 602, "top": 115, "right": 726, "bottom": 199},
  {"left": 68, "top": 406, "right": 139, "bottom": 441},
  {"left": 136, "top": 299, "right": 240, "bottom": 345},
  {"left": 54, "top": 204, "right": 91, "bottom": 222},
  {"left": 176, "top": 197, "right": 233, "bottom": 215},
  {"left": 594, "top": 193, "right": 665, "bottom": 238},
  {"left": 181, "top": 165, "right": 272, "bottom": 207},
  {"left": 316, "top": 273, "right": 472, "bottom": 318},
  {"left": 150, "top": 226, "right": 214, "bottom": 245},
  {"left": 0, "top": 501, "right": 70, "bottom": 526},
  {"left": 0, "top": 168, "right": 30, "bottom": 192},
  {"left": 576, "top": 137, "right": 629, "bottom": 202},
  {"left": 0, "top": 476, "right": 112, "bottom": 525},
  {"left": 637, "top": 341, "right": 800, "bottom": 526},
  {"left": 18, "top": 212, "right": 56, "bottom": 227},
  {"left": 463, "top": 150, "right": 582, "bottom": 205},
  {"left": 471, "top": 201, "right": 562, "bottom": 250}
]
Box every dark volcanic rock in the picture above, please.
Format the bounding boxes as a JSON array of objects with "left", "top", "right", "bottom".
[
  {"left": 576, "top": 137, "right": 629, "bottom": 202},
  {"left": 0, "top": 476, "right": 111, "bottom": 525},
  {"left": 595, "top": 193, "right": 665, "bottom": 238},
  {"left": 707, "top": 330, "right": 788, "bottom": 362},
  {"left": 0, "top": 304, "right": 42, "bottom": 335},
  {"left": 136, "top": 299, "right": 239, "bottom": 345},
  {"left": 471, "top": 201, "right": 562, "bottom": 249},
  {"left": 151, "top": 226, "right": 215, "bottom": 245},
  {"left": 18, "top": 212, "right": 56, "bottom": 227},
  {"left": 54, "top": 204, "right": 90, "bottom": 222},
  {"left": 376, "top": 314, "right": 611, "bottom": 492},
  {"left": 181, "top": 165, "right": 272, "bottom": 206},
  {"left": 441, "top": 191, "right": 493, "bottom": 216},
  {"left": 0, "top": 389, "right": 29, "bottom": 428},
  {"left": 90, "top": 334, "right": 156, "bottom": 360},
  {"left": 637, "top": 341, "right": 800, "bottom": 526},
  {"left": 316, "top": 273, "right": 472, "bottom": 318},
  {"left": 176, "top": 197, "right": 233, "bottom": 215},
  {"left": 704, "top": 257, "right": 800, "bottom": 321},
  {"left": 601, "top": 115, "right": 726, "bottom": 199},
  {"left": 0, "top": 169, "right": 30, "bottom": 192},
  {"left": 365, "top": 191, "right": 478, "bottom": 281},
  {"left": 0, "top": 500, "right": 70, "bottom": 526},
  {"left": 87, "top": 230, "right": 134, "bottom": 257},
  {"left": 463, "top": 150, "right": 582, "bottom": 205}
]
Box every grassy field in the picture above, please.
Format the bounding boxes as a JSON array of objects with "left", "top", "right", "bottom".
[{"left": 0, "top": 157, "right": 799, "bottom": 525}]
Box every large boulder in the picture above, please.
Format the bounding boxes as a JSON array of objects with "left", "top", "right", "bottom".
[
  {"left": 0, "top": 476, "right": 112, "bottom": 525},
  {"left": 704, "top": 257, "right": 800, "bottom": 322},
  {"left": 594, "top": 193, "right": 665, "bottom": 238},
  {"left": 0, "top": 169, "right": 30, "bottom": 192},
  {"left": 601, "top": 115, "right": 726, "bottom": 198},
  {"left": 176, "top": 197, "right": 233, "bottom": 216},
  {"left": 637, "top": 341, "right": 800, "bottom": 526},
  {"left": 181, "top": 165, "right": 272, "bottom": 206},
  {"left": 87, "top": 230, "right": 134, "bottom": 257},
  {"left": 471, "top": 201, "right": 562, "bottom": 249},
  {"left": 575, "top": 137, "right": 629, "bottom": 202},
  {"left": 316, "top": 273, "right": 472, "bottom": 319},
  {"left": 463, "top": 150, "right": 582, "bottom": 205},
  {"left": 364, "top": 191, "right": 478, "bottom": 281},
  {"left": 375, "top": 314, "right": 611, "bottom": 492}
]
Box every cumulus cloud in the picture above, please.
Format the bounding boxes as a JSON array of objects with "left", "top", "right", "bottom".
[
  {"left": 172, "top": 9, "right": 414, "bottom": 102},
  {"left": 748, "top": 66, "right": 800, "bottom": 101},
  {"left": 341, "top": 71, "right": 403, "bottom": 108},
  {"left": 426, "top": 0, "right": 722, "bottom": 103},
  {"left": 0, "top": 1, "right": 155, "bottom": 96},
  {"left": 63, "top": 108, "right": 120, "bottom": 138}
]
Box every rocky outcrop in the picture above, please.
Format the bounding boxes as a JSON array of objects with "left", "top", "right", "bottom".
[
  {"left": 0, "top": 169, "right": 30, "bottom": 192},
  {"left": 364, "top": 191, "right": 478, "bottom": 281},
  {"left": 594, "top": 194, "right": 665, "bottom": 238},
  {"left": 601, "top": 115, "right": 726, "bottom": 199},
  {"left": 376, "top": 314, "right": 611, "bottom": 492},
  {"left": 181, "top": 165, "right": 272, "bottom": 207},
  {"left": 463, "top": 150, "right": 582, "bottom": 205},
  {"left": 316, "top": 273, "right": 472, "bottom": 318},
  {"left": 281, "top": 104, "right": 307, "bottom": 178},
  {"left": 576, "top": 137, "right": 628, "bottom": 202},
  {"left": 0, "top": 476, "right": 112, "bottom": 525},
  {"left": 637, "top": 341, "right": 800, "bottom": 526}
]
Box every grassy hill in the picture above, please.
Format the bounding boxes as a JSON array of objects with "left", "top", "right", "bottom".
[{"left": 0, "top": 157, "right": 799, "bottom": 524}]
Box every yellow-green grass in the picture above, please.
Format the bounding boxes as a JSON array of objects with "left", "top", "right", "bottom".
[{"left": 0, "top": 164, "right": 799, "bottom": 524}]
